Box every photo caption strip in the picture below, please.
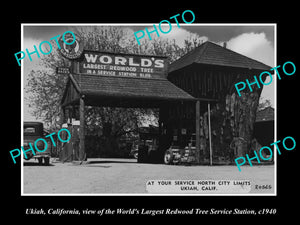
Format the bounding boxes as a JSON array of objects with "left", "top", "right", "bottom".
[{"left": 146, "top": 180, "right": 251, "bottom": 194}]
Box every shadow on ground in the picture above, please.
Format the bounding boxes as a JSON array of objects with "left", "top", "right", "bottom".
[
  {"left": 87, "top": 160, "right": 137, "bottom": 164},
  {"left": 23, "top": 162, "right": 54, "bottom": 166}
]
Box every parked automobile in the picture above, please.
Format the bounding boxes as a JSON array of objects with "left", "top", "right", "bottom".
[
  {"left": 130, "top": 138, "right": 161, "bottom": 163},
  {"left": 129, "top": 144, "right": 139, "bottom": 159},
  {"left": 164, "top": 145, "right": 183, "bottom": 165},
  {"left": 24, "top": 122, "right": 50, "bottom": 165},
  {"left": 164, "top": 133, "right": 197, "bottom": 165}
]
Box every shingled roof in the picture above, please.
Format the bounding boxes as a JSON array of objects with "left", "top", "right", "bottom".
[
  {"left": 169, "top": 41, "right": 272, "bottom": 73},
  {"left": 70, "top": 74, "right": 195, "bottom": 102},
  {"left": 256, "top": 106, "right": 274, "bottom": 122}
]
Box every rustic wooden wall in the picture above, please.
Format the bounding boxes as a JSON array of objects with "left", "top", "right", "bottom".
[{"left": 167, "top": 64, "right": 265, "bottom": 164}]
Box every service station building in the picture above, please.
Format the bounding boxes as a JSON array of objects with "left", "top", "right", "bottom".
[{"left": 60, "top": 41, "right": 272, "bottom": 165}]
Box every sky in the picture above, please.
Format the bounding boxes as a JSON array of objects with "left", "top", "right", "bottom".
[{"left": 23, "top": 24, "right": 275, "bottom": 121}]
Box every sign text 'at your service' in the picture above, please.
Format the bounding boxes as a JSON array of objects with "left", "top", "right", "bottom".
[{"left": 81, "top": 52, "right": 166, "bottom": 79}]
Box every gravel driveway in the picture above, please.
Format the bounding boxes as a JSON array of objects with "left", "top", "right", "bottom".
[{"left": 22, "top": 158, "right": 275, "bottom": 195}]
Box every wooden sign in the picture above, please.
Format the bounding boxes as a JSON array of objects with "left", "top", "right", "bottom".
[
  {"left": 56, "top": 67, "right": 70, "bottom": 74},
  {"left": 78, "top": 51, "right": 168, "bottom": 79}
]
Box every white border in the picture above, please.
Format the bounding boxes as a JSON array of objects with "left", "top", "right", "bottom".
[{"left": 21, "top": 23, "right": 277, "bottom": 196}]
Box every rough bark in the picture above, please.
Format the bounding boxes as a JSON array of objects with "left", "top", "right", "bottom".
[{"left": 201, "top": 84, "right": 262, "bottom": 163}]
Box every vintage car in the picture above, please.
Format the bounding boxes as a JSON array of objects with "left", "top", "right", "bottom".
[
  {"left": 164, "top": 145, "right": 182, "bottom": 165},
  {"left": 164, "top": 133, "right": 197, "bottom": 165},
  {"left": 129, "top": 144, "right": 139, "bottom": 159},
  {"left": 136, "top": 139, "right": 160, "bottom": 163},
  {"left": 23, "top": 121, "right": 50, "bottom": 165}
]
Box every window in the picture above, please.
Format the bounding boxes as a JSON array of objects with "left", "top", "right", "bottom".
[{"left": 24, "top": 127, "right": 36, "bottom": 135}]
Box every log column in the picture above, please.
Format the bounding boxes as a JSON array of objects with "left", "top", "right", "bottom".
[
  {"left": 79, "top": 95, "right": 85, "bottom": 161},
  {"left": 195, "top": 100, "right": 201, "bottom": 164},
  {"left": 208, "top": 102, "right": 212, "bottom": 166}
]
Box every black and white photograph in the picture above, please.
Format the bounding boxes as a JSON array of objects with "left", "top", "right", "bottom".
[
  {"left": 4, "top": 5, "right": 299, "bottom": 219},
  {"left": 21, "top": 24, "right": 276, "bottom": 195}
]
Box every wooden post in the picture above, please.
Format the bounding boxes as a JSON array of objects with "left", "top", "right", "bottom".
[
  {"left": 208, "top": 102, "right": 212, "bottom": 166},
  {"left": 195, "top": 100, "right": 201, "bottom": 164},
  {"left": 58, "top": 106, "right": 65, "bottom": 159},
  {"left": 79, "top": 96, "right": 85, "bottom": 161},
  {"left": 60, "top": 106, "right": 65, "bottom": 125}
]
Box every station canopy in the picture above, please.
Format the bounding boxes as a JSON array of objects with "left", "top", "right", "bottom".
[{"left": 61, "top": 50, "right": 195, "bottom": 108}]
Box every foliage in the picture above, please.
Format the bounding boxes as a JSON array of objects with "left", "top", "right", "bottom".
[
  {"left": 25, "top": 26, "right": 205, "bottom": 136},
  {"left": 257, "top": 98, "right": 272, "bottom": 111},
  {"left": 25, "top": 49, "right": 70, "bottom": 129}
]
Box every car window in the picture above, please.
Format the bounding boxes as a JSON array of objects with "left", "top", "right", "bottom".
[{"left": 24, "top": 127, "right": 36, "bottom": 135}]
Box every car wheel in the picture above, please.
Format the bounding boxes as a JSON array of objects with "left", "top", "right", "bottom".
[
  {"left": 44, "top": 157, "right": 50, "bottom": 166},
  {"left": 164, "top": 149, "right": 173, "bottom": 165},
  {"left": 38, "top": 158, "right": 43, "bottom": 165}
]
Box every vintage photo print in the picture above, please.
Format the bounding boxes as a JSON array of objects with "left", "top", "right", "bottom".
[{"left": 21, "top": 23, "right": 276, "bottom": 196}]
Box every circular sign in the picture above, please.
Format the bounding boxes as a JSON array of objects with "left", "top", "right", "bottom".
[{"left": 59, "top": 32, "right": 83, "bottom": 59}]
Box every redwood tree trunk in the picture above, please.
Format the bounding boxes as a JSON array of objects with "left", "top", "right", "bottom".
[{"left": 202, "top": 84, "right": 262, "bottom": 163}]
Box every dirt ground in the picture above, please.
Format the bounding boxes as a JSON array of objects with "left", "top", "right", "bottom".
[{"left": 22, "top": 158, "right": 275, "bottom": 195}]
